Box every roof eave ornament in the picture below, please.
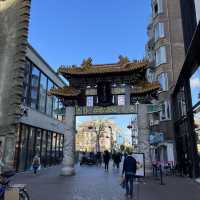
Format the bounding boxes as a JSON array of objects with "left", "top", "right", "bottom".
[
  {"left": 81, "top": 57, "right": 93, "bottom": 69},
  {"left": 118, "top": 55, "right": 129, "bottom": 65}
]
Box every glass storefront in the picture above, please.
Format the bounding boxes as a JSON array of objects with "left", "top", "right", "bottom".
[
  {"left": 15, "top": 124, "right": 64, "bottom": 172},
  {"left": 190, "top": 66, "right": 200, "bottom": 107},
  {"left": 23, "top": 59, "right": 64, "bottom": 121}
]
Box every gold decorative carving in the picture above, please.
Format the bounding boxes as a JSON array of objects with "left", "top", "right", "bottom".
[
  {"left": 118, "top": 55, "right": 129, "bottom": 65},
  {"left": 81, "top": 57, "right": 93, "bottom": 68}
]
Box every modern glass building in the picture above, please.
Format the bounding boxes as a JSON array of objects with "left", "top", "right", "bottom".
[{"left": 13, "top": 44, "right": 66, "bottom": 172}]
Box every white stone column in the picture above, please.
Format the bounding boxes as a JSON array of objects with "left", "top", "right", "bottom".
[
  {"left": 137, "top": 104, "right": 152, "bottom": 175},
  {"left": 61, "top": 106, "right": 76, "bottom": 176}
]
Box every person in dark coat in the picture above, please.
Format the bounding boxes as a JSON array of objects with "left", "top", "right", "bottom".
[
  {"left": 103, "top": 150, "right": 110, "bottom": 172},
  {"left": 122, "top": 151, "right": 137, "bottom": 198},
  {"left": 114, "top": 152, "right": 121, "bottom": 169}
]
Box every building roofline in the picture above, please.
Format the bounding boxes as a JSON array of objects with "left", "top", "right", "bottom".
[{"left": 27, "top": 43, "right": 66, "bottom": 86}]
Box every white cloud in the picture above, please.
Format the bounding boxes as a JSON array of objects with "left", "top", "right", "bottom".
[{"left": 190, "top": 77, "right": 200, "bottom": 88}]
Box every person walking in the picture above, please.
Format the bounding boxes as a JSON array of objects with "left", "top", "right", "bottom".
[
  {"left": 114, "top": 152, "right": 121, "bottom": 169},
  {"left": 112, "top": 151, "right": 116, "bottom": 169},
  {"left": 103, "top": 150, "right": 110, "bottom": 172},
  {"left": 32, "top": 154, "right": 41, "bottom": 174},
  {"left": 96, "top": 152, "right": 102, "bottom": 167},
  {"left": 122, "top": 150, "right": 137, "bottom": 198}
]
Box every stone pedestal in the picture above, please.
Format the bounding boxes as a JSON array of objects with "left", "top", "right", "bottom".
[
  {"left": 61, "top": 106, "right": 76, "bottom": 176},
  {"left": 137, "top": 104, "right": 152, "bottom": 176}
]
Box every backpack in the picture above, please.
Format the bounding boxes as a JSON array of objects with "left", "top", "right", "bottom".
[{"left": 33, "top": 157, "right": 39, "bottom": 166}]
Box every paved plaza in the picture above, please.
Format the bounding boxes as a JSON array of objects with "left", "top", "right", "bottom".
[{"left": 12, "top": 164, "right": 200, "bottom": 200}]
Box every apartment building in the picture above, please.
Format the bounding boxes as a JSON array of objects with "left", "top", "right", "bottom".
[{"left": 146, "top": 0, "right": 185, "bottom": 165}]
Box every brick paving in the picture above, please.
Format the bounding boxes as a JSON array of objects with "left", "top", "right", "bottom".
[{"left": 12, "top": 164, "right": 200, "bottom": 200}]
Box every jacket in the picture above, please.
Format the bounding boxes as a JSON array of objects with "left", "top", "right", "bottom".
[{"left": 122, "top": 155, "right": 137, "bottom": 175}]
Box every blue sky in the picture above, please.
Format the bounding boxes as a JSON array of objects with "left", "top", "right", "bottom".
[
  {"left": 76, "top": 114, "right": 137, "bottom": 144},
  {"left": 28, "top": 0, "right": 151, "bottom": 70}
]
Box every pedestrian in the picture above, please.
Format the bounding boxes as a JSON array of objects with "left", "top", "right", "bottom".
[
  {"left": 122, "top": 150, "right": 137, "bottom": 198},
  {"left": 32, "top": 154, "right": 41, "bottom": 174},
  {"left": 112, "top": 151, "right": 116, "bottom": 169},
  {"left": 96, "top": 152, "right": 102, "bottom": 167},
  {"left": 114, "top": 152, "right": 121, "bottom": 169},
  {"left": 103, "top": 150, "right": 110, "bottom": 172}
]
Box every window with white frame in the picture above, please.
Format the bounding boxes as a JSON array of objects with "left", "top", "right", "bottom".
[
  {"left": 153, "top": 0, "right": 163, "bottom": 16},
  {"left": 154, "top": 23, "right": 164, "bottom": 41},
  {"left": 155, "top": 46, "right": 167, "bottom": 66},
  {"left": 146, "top": 68, "right": 156, "bottom": 83},
  {"left": 157, "top": 72, "right": 168, "bottom": 91},
  {"left": 160, "top": 101, "right": 171, "bottom": 121},
  {"left": 86, "top": 96, "right": 93, "bottom": 107},
  {"left": 117, "top": 95, "right": 125, "bottom": 106}
]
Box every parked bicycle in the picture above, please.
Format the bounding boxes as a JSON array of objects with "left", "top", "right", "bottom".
[{"left": 0, "top": 170, "right": 30, "bottom": 200}]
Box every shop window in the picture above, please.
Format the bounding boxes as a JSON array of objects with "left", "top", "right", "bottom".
[
  {"left": 154, "top": 22, "right": 165, "bottom": 41},
  {"left": 52, "top": 133, "right": 57, "bottom": 164},
  {"left": 155, "top": 46, "right": 167, "bottom": 66},
  {"left": 18, "top": 125, "right": 29, "bottom": 171},
  {"left": 30, "top": 66, "right": 40, "bottom": 109},
  {"left": 157, "top": 72, "right": 168, "bottom": 91},
  {"left": 35, "top": 129, "right": 42, "bottom": 156},
  {"left": 190, "top": 66, "right": 200, "bottom": 107},
  {"left": 86, "top": 96, "right": 93, "bottom": 107},
  {"left": 39, "top": 73, "right": 47, "bottom": 113},
  {"left": 40, "top": 131, "right": 47, "bottom": 167},
  {"left": 160, "top": 101, "right": 171, "bottom": 121},
  {"left": 26, "top": 127, "right": 36, "bottom": 170},
  {"left": 194, "top": 106, "right": 200, "bottom": 155},
  {"left": 118, "top": 95, "right": 125, "bottom": 106},
  {"left": 47, "top": 132, "right": 53, "bottom": 166}
]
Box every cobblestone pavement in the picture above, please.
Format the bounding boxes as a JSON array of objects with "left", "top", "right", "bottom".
[{"left": 13, "top": 164, "right": 200, "bottom": 200}]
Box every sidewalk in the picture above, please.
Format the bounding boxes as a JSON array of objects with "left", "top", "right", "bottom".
[{"left": 13, "top": 165, "right": 200, "bottom": 200}]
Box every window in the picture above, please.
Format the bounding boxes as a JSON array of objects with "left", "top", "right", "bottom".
[
  {"left": 160, "top": 101, "right": 171, "bottom": 121},
  {"left": 157, "top": 72, "right": 168, "bottom": 91},
  {"left": 22, "top": 59, "right": 31, "bottom": 105},
  {"left": 156, "top": 46, "right": 167, "bottom": 66},
  {"left": 154, "top": 23, "right": 164, "bottom": 41},
  {"left": 146, "top": 68, "right": 156, "bottom": 83},
  {"left": 46, "top": 79, "right": 53, "bottom": 116},
  {"left": 176, "top": 87, "right": 187, "bottom": 119},
  {"left": 18, "top": 125, "right": 29, "bottom": 171},
  {"left": 86, "top": 96, "right": 93, "bottom": 107},
  {"left": 39, "top": 73, "right": 47, "bottom": 113},
  {"left": 118, "top": 95, "right": 125, "bottom": 106},
  {"left": 30, "top": 66, "right": 40, "bottom": 109},
  {"left": 190, "top": 66, "right": 200, "bottom": 107},
  {"left": 153, "top": 0, "right": 163, "bottom": 16}
]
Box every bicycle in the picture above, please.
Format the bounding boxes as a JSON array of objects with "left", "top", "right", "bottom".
[{"left": 0, "top": 170, "right": 30, "bottom": 200}]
